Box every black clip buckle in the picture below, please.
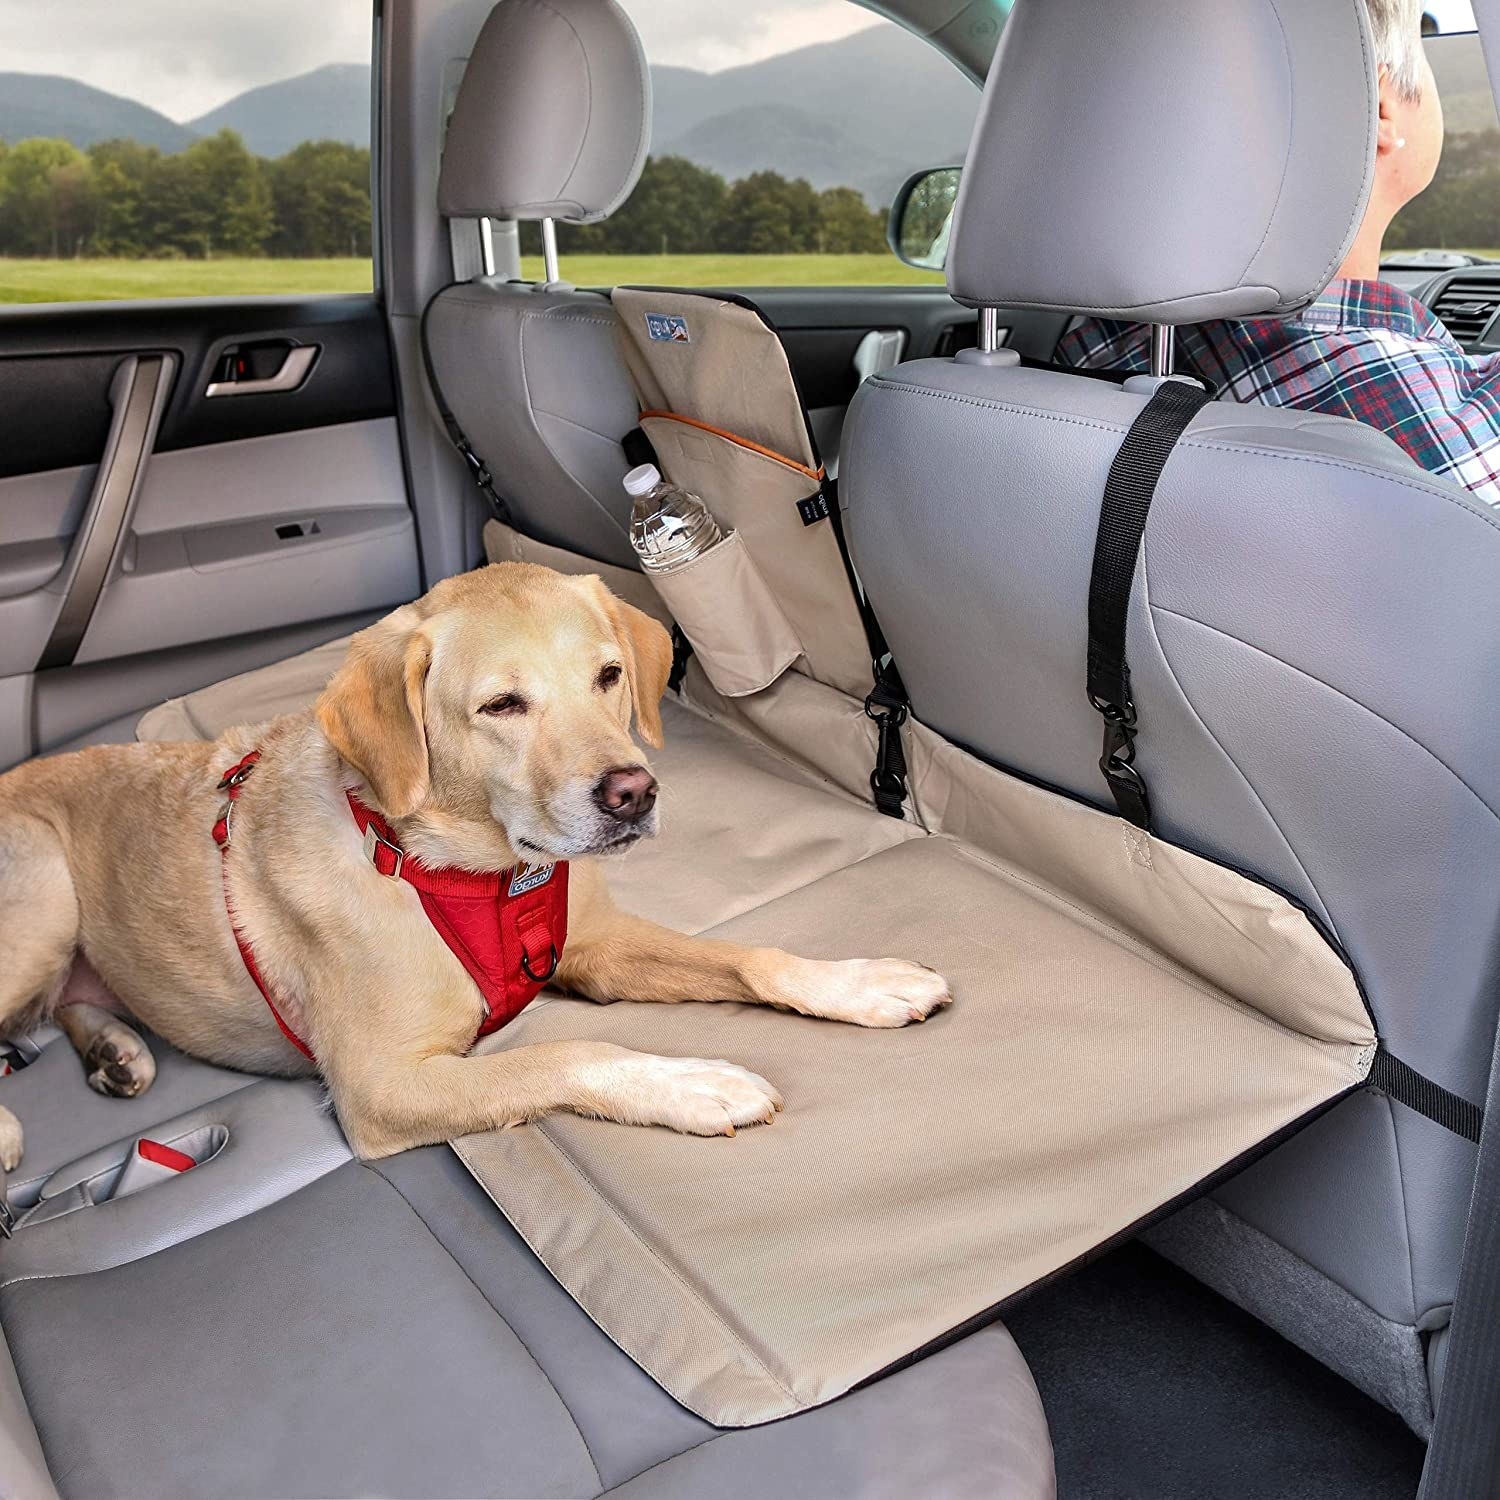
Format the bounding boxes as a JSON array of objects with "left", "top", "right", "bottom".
[
  {"left": 521, "top": 945, "right": 560, "bottom": 985},
  {"left": 1095, "top": 699, "right": 1151, "bottom": 827},
  {"left": 864, "top": 689, "right": 909, "bottom": 818}
]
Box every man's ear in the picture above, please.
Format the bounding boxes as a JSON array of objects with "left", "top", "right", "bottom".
[
  {"left": 606, "top": 594, "right": 673, "bottom": 748},
  {"left": 315, "top": 606, "right": 435, "bottom": 816}
]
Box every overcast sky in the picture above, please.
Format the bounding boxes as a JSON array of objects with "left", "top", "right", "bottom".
[{"left": 0, "top": 0, "right": 883, "bottom": 122}]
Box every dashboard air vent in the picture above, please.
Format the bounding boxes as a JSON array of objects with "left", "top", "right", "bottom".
[{"left": 1430, "top": 277, "right": 1500, "bottom": 345}]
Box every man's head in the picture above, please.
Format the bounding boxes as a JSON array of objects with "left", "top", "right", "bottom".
[
  {"left": 1354, "top": 0, "right": 1444, "bottom": 265},
  {"left": 316, "top": 563, "right": 673, "bottom": 865}
]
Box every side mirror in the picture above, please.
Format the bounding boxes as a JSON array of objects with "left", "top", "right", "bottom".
[{"left": 887, "top": 166, "right": 962, "bottom": 272}]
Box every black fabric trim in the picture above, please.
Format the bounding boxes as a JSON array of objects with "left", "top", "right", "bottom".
[
  {"left": 1369, "top": 1049, "right": 1483, "bottom": 1143},
  {"left": 1086, "top": 380, "right": 1214, "bottom": 827}
]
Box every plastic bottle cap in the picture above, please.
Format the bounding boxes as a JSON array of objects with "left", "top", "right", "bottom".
[{"left": 623, "top": 463, "right": 662, "bottom": 497}]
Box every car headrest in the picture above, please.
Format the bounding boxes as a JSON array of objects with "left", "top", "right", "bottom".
[
  {"left": 438, "top": 0, "right": 651, "bottom": 223},
  {"left": 947, "top": 0, "right": 1378, "bottom": 323}
]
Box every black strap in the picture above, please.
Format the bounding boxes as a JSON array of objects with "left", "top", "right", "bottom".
[
  {"left": 1086, "top": 379, "right": 1213, "bottom": 827},
  {"left": 1369, "top": 1049, "right": 1483, "bottom": 1144},
  {"left": 420, "top": 288, "right": 513, "bottom": 524},
  {"left": 825, "top": 475, "right": 911, "bottom": 819}
]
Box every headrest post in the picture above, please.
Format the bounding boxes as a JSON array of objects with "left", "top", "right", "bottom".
[
  {"left": 478, "top": 217, "right": 497, "bottom": 278},
  {"left": 541, "top": 218, "right": 561, "bottom": 286},
  {"left": 1148, "top": 325, "right": 1175, "bottom": 379},
  {"left": 978, "top": 307, "right": 1002, "bottom": 354}
]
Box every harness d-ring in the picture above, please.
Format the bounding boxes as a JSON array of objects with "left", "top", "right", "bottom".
[{"left": 521, "top": 944, "right": 560, "bottom": 984}]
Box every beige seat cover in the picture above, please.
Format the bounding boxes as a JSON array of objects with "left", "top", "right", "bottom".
[{"left": 139, "top": 535, "right": 1376, "bottom": 1430}]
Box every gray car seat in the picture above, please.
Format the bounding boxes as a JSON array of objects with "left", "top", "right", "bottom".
[
  {"left": 842, "top": 0, "right": 1500, "bottom": 1434},
  {"left": 424, "top": 0, "right": 649, "bottom": 568}
]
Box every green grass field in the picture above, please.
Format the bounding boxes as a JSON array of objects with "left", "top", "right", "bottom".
[{"left": 0, "top": 254, "right": 944, "bottom": 305}]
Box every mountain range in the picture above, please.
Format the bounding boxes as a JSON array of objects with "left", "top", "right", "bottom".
[{"left": 0, "top": 25, "right": 979, "bottom": 206}]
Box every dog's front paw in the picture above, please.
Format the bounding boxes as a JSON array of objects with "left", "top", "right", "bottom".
[
  {"left": 779, "top": 957, "right": 953, "bottom": 1028},
  {"left": 0, "top": 1104, "right": 23, "bottom": 1171},
  {"left": 582, "top": 1051, "right": 783, "bottom": 1137}
]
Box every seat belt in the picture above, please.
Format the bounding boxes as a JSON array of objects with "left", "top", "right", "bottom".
[
  {"left": 419, "top": 285, "right": 514, "bottom": 524},
  {"left": 1085, "top": 378, "right": 1213, "bottom": 828}
]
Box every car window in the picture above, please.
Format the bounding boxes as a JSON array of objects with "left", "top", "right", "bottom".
[
  {"left": 0, "top": 0, "right": 373, "bottom": 304},
  {"left": 1386, "top": 4, "right": 1497, "bottom": 263},
  {"left": 522, "top": 6, "right": 982, "bottom": 288}
]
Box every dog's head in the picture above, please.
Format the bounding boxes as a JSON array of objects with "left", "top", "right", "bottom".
[{"left": 315, "top": 563, "right": 673, "bottom": 864}]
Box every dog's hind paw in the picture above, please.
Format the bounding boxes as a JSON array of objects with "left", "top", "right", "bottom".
[
  {"left": 83, "top": 1024, "right": 156, "bottom": 1099},
  {"left": 0, "top": 1104, "right": 22, "bottom": 1171}
]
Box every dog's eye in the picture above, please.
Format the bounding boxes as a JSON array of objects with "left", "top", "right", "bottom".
[
  {"left": 596, "top": 663, "right": 624, "bottom": 690},
  {"left": 478, "top": 693, "right": 527, "bottom": 717}
]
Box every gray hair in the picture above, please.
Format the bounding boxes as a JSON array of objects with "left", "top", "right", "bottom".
[{"left": 1363, "top": 0, "right": 1427, "bottom": 100}]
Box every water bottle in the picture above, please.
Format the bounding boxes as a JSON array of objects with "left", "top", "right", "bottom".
[{"left": 624, "top": 463, "right": 722, "bottom": 573}]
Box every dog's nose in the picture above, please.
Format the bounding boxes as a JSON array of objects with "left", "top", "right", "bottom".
[{"left": 594, "top": 766, "right": 658, "bottom": 823}]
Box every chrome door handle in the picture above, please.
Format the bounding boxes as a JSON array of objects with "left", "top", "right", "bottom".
[{"left": 205, "top": 344, "right": 318, "bottom": 397}]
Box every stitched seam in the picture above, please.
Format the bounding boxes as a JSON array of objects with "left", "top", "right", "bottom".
[
  {"left": 367, "top": 1164, "right": 606, "bottom": 1494},
  {"left": 1308, "top": 0, "right": 1380, "bottom": 295},
  {"left": 513, "top": 1128, "right": 799, "bottom": 1400},
  {"left": 450, "top": 1139, "right": 795, "bottom": 1419},
  {"left": 599, "top": 0, "right": 650, "bottom": 220},
  {"left": 517, "top": 315, "right": 637, "bottom": 539},
  {"left": 1139, "top": 528, "right": 1335, "bottom": 938},
  {"left": 540, "top": 0, "right": 594, "bottom": 209},
  {"left": 601, "top": 1430, "right": 727, "bottom": 1491},
  {"left": 1153, "top": 606, "right": 1500, "bottom": 825},
  {"left": 945, "top": 839, "right": 1367, "bottom": 1064},
  {"left": 866, "top": 379, "right": 1500, "bottom": 539},
  {"left": 1235, "top": 0, "right": 1295, "bottom": 288}
]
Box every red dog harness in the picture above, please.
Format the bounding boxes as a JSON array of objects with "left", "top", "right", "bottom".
[{"left": 212, "top": 750, "right": 568, "bottom": 1061}]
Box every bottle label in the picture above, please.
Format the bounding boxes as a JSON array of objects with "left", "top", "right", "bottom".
[{"left": 645, "top": 313, "right": 691, "bottom": 344}]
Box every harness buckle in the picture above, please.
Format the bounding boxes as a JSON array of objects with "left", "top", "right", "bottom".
[
  {"left": 362, "top": 822, "right": 405, "bottom": 880},
  {"left": 0, "top": 1196, "right": 15, "bottom": 1239},
  {"left": 216, "top": 762, "right": 256, "bottom": 792},
  {"left": 213, "top": 799, "right": 237, "bottom": 849}
]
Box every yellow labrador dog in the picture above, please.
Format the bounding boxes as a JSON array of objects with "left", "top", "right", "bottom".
[{"left": 0, "top": 563, "right": 949, "bottom": 1164}]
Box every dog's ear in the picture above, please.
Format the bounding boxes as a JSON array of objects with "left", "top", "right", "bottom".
[
  {"left": 606, "top": 594, "right": 673, "bottom": 748},
  {"left": 315, "top": 607, "right": 435, "bottom": 817}
]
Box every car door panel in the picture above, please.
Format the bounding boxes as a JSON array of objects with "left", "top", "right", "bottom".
[{"left": 0, "top": 294, "right": 417, "bottom": 769}]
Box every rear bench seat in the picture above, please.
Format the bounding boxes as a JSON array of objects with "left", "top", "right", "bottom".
[{"left": 0, "top": 642, "right": 1057, "bottom": 1500}]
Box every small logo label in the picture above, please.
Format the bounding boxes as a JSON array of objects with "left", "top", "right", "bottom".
[
  {"left": 508, "top": 861, "right": 556, "bottom": 897},
  {"left": 645, "top": 312, "right": 691, "bottom": 343},
  {"left": 796, "top": 491, "right": 831, "bottom": 526}
]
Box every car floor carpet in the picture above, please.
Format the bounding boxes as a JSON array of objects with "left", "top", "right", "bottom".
[{"left": 1004, "top": 1241, "right": 1425, "bottom": 1500}]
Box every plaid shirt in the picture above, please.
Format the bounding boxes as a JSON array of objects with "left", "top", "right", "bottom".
[{"left": 1056, "top": 277, "right": 1500, "bottom": 506}]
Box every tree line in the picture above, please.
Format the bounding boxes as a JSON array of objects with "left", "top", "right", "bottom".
[
  {"left": 0, "top": 131, "right": 371, "bottom": 258},
  {"left": 525, "top": 156, "right": 890, "bottom": 256},
  {"left": 0, "top": 131, "right": 891, "bottom": 260}
]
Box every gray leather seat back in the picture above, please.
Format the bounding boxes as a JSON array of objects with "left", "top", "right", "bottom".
[
  {"left": 426, "top": 0, "right": 651, "bottom": 567},
  {"left": 843, "top": 0, "right": 1498, "bottom": 1415}
]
